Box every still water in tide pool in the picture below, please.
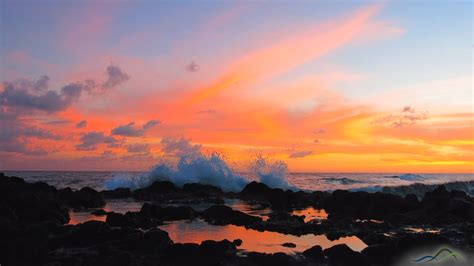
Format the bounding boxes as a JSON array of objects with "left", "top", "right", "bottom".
[
  {"left": 68, "top": 199, "right": 365, "bottom": 254},
  {"left": 160, "top": 219, "right": 367, "bottom": 253}
]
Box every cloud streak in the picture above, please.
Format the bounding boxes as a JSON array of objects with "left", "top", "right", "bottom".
[
  {"left": 76, "top": 120, "right": 88, "bottom": 128},
  {"left": 179, "top": 4, "right": 382, "bottom": 107},
  {"left": 111, "top": 120, "right": 160, "bottom": 137},
  {"left": 289, "top": 150, "right": 313, "bottom": 158},
  {"left": 76, "top": 131, "right": 120, "bottom": 150}
]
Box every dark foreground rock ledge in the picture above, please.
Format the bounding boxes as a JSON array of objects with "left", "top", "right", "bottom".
[{"left": 1, "top": 174, "right": 473, "bottom": 265}]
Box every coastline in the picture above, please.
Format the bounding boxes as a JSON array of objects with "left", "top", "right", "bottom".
[{"left": 1, "top": 172, "right": 473, "bottom": 265}]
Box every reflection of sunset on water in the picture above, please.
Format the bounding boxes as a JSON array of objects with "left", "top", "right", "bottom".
[
  {"left": 67, "top": 200, "right": 367, "bottom": 254},
  {"left": 160, "top": 219, "right": 367, "bottom": 253},
  {"left": 68, "top": 199, "right": 143, "bottom": 225},
  {"left": 291, "top": 207, "right": 328, "bottom": 222},
  {"left": 69, "top": 211, "right": 106, "bottom": 225}
]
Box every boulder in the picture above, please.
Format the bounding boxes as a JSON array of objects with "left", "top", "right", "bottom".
[
  {"left": 201, "top": 205, "right": 261, "bottom": 226},
  {"left": 244, "top": 252, "right": 296, "bottom": 266},
  {"left": 324, "top": 244, "right": 369, "bottom": 266},
  {"left": 281, "top": 242, "right": 296, "bottom": 248},
  {"left": 106, "top": 212, "right": 162, "bottom": 229},
  {"left": 100, "top": 187, "right": 132, "bottom": 199},
  {"left": 303, "top": 245, "right": 325, "bottom": 261},
  {"left": 91, "top": 209, "right": 107, "bottom": 216},
  {"left": 58, "top": 187, "right": 105, "bottom": 209}
]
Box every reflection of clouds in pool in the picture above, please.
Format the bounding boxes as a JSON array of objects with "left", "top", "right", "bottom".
[
  {"left": 159, "top": 219, "right": 367, "bottom": 253},
  {"left": 291, "top": 207, "right": 328, "bottom": 222},
  {"left": 68, "top": 211, "right": 106, "bottom": 225},
  {"left": 68, "top": 199, "right": 143, "bottom": 225},
  {"left": 68, "top": 200, "right": 367, "bottom": 254},
  {"left": 226, "top": 199, "right": 271, "bottom": 221}
]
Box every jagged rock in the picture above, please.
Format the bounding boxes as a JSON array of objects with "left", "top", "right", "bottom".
[
  {"left": 100, "top": 187, "right": 132, "bottom": 199},
  {"left": 324, "top": 244, "right": 369, "bottom": 266},
  {"left": 106, "top": 212, "right": 162, "bottom": 229},
  {"left": 244, "top": 252, "right": 297, "bottom": 266},
  {"left": 303, "top": 245, "right": 325, "bottom": 261},
  {"left": 91, "top": 209, "right": 107, "bottom": 216},
  {"left": 58, "top": 187, "right": 105, "bottom": 209},
  {"left": 282, "top": 242, "right": 296, "bottom": 248},
  {"left": 233, "top": 239, "right": 243, "bottom": 246},
  {"left": 201, "top": 205, "right": 261, "bottom": 226},
  {"left": 0, "top": 176, "right": 69, "bottom": 225}
]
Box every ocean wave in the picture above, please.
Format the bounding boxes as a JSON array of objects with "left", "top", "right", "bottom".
[
  {"left": 105, "top": 154, "right": 295, "bottom": 192},
  {"left": 323, "top": 177, "right": 363, "bottom": 185},
  {"left": 384, "top": 173, "right": 425, "bottom": 181},
  {"left": 350, "top": 180, "right": 474, "bottom": 198}
]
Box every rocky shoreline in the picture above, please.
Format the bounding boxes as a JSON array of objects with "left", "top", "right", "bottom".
[{"left": 1, "top": 173, "right": 473, "bottom": 265}]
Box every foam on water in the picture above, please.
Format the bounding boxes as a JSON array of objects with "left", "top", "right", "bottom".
[
  {"left": 105, "top": 153, "right": 294, "bottom": 192},
  {"left": 385, "top": 174, "right": 425, "bottom": 181},
  {"left": 7, "top": 171, "right": 474, "bottom": 196}
]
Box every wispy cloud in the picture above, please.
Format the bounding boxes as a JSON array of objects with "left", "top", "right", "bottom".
[
  {"left": 111, "top": 119, "right": 159, "bottom": 137},
  {"left": 76, "top": 131, "right": 120, "bottom": 150},
  {"left": 76, "top": 120, "right": 88, "bottom": 128},
  {"left": 160, "top": 137, "right": 201, "bottom": 157},
  {"left": 289, "top": 150, "right": 313, "bottom": 158},
  {"left": 103, "top": 64, "right": 130, "bottom": 89},
  {"left": 374, "top": 106, "right": 428, "bottom": 127}
]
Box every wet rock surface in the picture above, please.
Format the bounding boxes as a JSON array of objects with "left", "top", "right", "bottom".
[{"left": 1, "top": 174, "right": 473, "bottom": 265}]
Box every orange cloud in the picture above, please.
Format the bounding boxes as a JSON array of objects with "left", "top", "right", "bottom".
[{"left": 178, "top": 4, "right": 382, "bottom": 108}]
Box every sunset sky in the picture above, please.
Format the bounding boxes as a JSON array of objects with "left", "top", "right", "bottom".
[{"left": 0, "top": 0, "right": 472, "bottom": 173}]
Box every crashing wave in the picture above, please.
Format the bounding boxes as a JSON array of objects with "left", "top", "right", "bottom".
[
  {"left": 105, "top": 153, "right": 295, "bottom": 192},
  {"left": 350, "top": 181, "right": 474, "bottom": 198},
  {"left": 384, "top": 174, "right": 425, "bottom": 181},
  {"left": 323, "top": 177, "right": 362, "bottom": 185}
]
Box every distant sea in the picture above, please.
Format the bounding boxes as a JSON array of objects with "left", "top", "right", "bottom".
[{"left": 4, "top": 171, "right": 474, "bottom": 193}]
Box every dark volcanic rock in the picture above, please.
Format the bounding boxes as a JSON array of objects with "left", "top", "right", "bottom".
[
  {"left": 162, "top": 240, "right": 237, "bottom": 266},
  {"left": 182, "top": 183, "right": 223, "bottom": 196},
  {"left": 268, "top": 211, "right": 305, "bottom": 224},
  {"left": 139, "top": 203, "right": 195, "bottom": 220},
  {"left": 91, "top": 209, "right": 107, "bottom": 216},
  {"left": 133, "top": 180, "right": 178, "bottom": 200},
  {"left": 324, "top": 244, "right": 369, "bottom": 266},
  {"left": 324, "top": 190, "right": 417, "bottom": 220},
  {"left": 100, "top": 187, "right": 132, "bottom": 199},
  {"left": 233, "top": 239, "right": 243, "bottom": 246},
  {"left": 131, "top": 180, "right": 232, "bottom": 205},
  {"left": 362, "top": 244, "right": 394, "bottom": 265},
  {"left": 1, "top": 175, "right": 472, "bottom": 266},
  {"left": 324, "top": 185, "right": 474, "bottom": 225},
  {"left": 106, "top": 211, "right": 162, "bottom": 229},
  {"left": 240, "top": 181, "right": 273, "bottom": 198},
  {"left": 201, "top": 205, "right": 262, "bottom": 226},
  {"left": 0, "top": 176, "right": 69, "bottom": 225},
  {"left": 58, "top": 187, "right": 105, "bottom": 209},
  {"left": 303, "top": 245, "right": 325, "bottom": 261},
  {"left": 282, "top": 242, "right": 296, "bottom": 248},
  {"left": 105, "top": 203, "right": 195, "bottom": 229},
  {"left": 362, "top": 232, "right": 452, "bottom": 264},
  {"left": 258, "top": 211, "right": 311, "bottom": 235},
  {"left": 47, "top": 220, "right": 173, "bottom": 265},
  {"left": 244, "top": 252, "right": 297, "bottom": 266},
  {"left": 417, "top": 185, "right": 474, "bottom": 224},
  {"left": 239, "top": 181, "right": 322, "bottom": 210}
]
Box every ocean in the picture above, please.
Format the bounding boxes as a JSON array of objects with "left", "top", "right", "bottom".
[{"left": 4, "top": 171, "right": 474, "bottom": 195}]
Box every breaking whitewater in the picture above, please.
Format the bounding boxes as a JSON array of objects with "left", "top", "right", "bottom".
[{"left": 8, "top": 153, "right": 473, "bottom": 198}]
